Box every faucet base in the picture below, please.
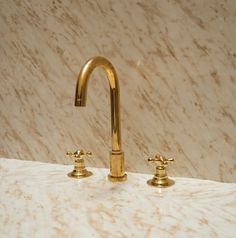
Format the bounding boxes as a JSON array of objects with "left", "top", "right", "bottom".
[
  {"left": 108, "top": 173, "right": 127, "bottom": 182},
  {"left": 147, "top": 162, "right": 175, "bottom": 187},
  {"left": 68, "top": 170, "right": 93, "bottom": 179},
  {"left": 147, "top": 177, "right": 175, "bottom": 187},
  {"left": 108, "top": 151, "right": 127, "bottom": 182}
]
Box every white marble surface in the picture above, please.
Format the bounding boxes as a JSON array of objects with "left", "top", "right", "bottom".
[
  {"left": 0, "top": 0, "right": 236, "bottom": 182},
  {"left": 1, "top": 158, "right": 236, "bottom": 238}
]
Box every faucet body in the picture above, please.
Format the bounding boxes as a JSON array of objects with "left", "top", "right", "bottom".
[{"left": 75, "top": 56, "right": 127, "bottom": 182}]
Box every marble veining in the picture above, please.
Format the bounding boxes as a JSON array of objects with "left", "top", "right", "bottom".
[
  {"left": 1, "top": 158, "right": 236, "bottom": 238},
  {"left": 0, "top": 0, "right": 236, "bottom": 182}
]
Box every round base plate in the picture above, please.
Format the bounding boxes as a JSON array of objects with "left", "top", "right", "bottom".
[
  {"left": 147, "top": 178, "right": 175, "bottom": 187},
  {"left": 108, "top": 173, "right": 127, "bottom": 182},
  {"left": 68, "top": 170, "right": 93, "bottom": 179}
]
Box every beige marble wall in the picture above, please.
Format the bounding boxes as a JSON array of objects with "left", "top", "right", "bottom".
[{"left": 0, "top": 0, "right": 235, "bottom": 182}]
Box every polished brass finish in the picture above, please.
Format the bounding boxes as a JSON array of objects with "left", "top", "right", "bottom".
[
  {"left": 67, "top": 150, "right": 93, "bottom": 178},
  {"left": 75, "top": 56, "right": 127, "bottom": 182},
  {"left": 107, "top": 152, "right": 127, "bottom": 181},
  {"left": 147, "top": 155, "right": 175, "bottom": 187}
]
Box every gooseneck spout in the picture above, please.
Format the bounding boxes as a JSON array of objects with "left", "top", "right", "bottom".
[{"left": 75, "top": 56, "right": 127, "bottom": 182}]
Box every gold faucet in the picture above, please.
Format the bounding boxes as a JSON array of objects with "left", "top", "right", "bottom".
[{"left": 75, "top": 56, "right": 127, "bottom": 182}]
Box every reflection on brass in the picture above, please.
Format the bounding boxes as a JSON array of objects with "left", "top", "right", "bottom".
[
  {"left": 147, "top": 155, "right": 175, "bottom": 187},
  {"left": 66, "top": 150, "right": 93, "bottom": 178},
  {"left": 75, "top": 56, "right": 127, "bottom": 182}
]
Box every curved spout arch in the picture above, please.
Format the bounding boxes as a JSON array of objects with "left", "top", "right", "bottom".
[
  {"left": 75, "top": 56, "right": 119, "bottom": 106},
  {"left": 75, "top": 56, "right": 122, "bottom": 152}
]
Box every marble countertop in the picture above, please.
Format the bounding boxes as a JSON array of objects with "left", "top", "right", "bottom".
[{"left": 1, "top": 158, "right": 236, "bottom": 238}]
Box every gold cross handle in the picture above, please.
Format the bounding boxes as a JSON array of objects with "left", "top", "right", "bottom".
[
  {"left": 66, "top": 150, "right": 92, "bottom": 159},
  {"left": 148, "top": 155, "right": 174, "bottom": 168},
  {"left": 147, "top": 154, "right": 175, "bottom": 187},
  {"left": 66, "top": 149, "right": 93, "bottom": 179}
]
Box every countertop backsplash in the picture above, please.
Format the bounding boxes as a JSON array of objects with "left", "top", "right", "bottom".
[{"left": 0, "top": 0, "right": 235, "bottom": 182}]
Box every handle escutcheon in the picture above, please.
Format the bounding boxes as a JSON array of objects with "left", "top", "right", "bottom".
[
  {"left": 147, "top": 154, "right": 175, "bottom": 187},
  {"left": 66, "top": 149, "right": 93, "bottom": 179}
]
